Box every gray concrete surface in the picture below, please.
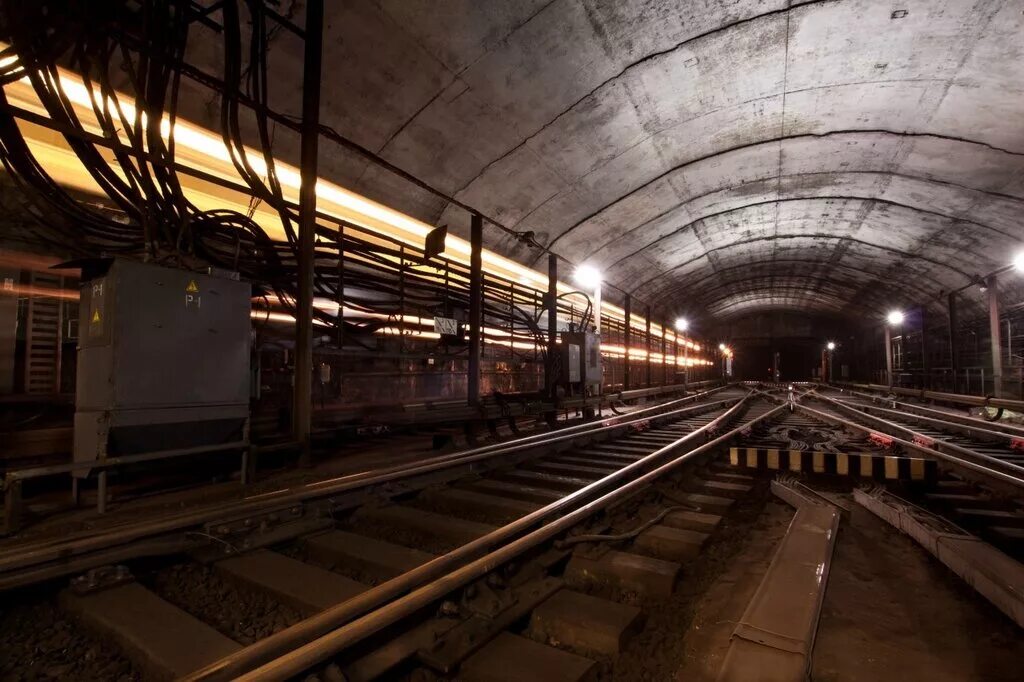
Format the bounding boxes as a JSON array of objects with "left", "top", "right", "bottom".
[{"left": 177, "top": 1, "right": 1024, "bottom": 325}]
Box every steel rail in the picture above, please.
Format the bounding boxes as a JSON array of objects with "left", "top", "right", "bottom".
[
  {"left": 825, "top": 387, "right": 1024, "bottom": 438},
  {"left": 794, "top": 399, "right": 1024, "bottom": 489},
  {"left": 830, "top": 382, "right": 1024, "bottom": 413},
  {"left": 0, "top": 388, "right": 734, "bottom": 583},
  {"left": 231, "top": 398, "right": 786, "bottom": 681},
  {"left": 827, "top": 396, "right": 1024, "bottom": 447},
  {"left": 185, "top": 393, "right": 762, "bottom": 681}
]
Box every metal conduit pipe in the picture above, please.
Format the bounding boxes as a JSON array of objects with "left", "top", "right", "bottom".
[
  {"left": 0, "top": 388, "right": 734, "bottom": 578},
  {"left": 1, "top": 399, "right": 742, "bottom": 590},
  {"left": 234, "top": 397, "right": 781, "bottom": 681},
  {"left": 834, "top": 382, "right": 1024, "bottom": 412},
  {"left": 186, "top": 394, "right": 756, "bottom": 681},
  {"left": 795, "top": 399, "right": 1024, "bottom": 489},
  {"left": 830, "top": 389, "right": 1024, "bottom": 440}
]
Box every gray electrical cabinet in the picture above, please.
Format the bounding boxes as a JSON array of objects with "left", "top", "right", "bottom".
[
  {"left": 559, "top": 330, "right": 602, "bottom": 393},
  {"left": 71, "top": 258, "right": 251, "bottom": 471}
]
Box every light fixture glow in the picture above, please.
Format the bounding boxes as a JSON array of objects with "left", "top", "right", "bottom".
[
  {"left": 886, "top": 310, "right": 904, "bottom": 326},
  {"left": 718, "top": 343, "right": 726, "bottom": 351},
  {"left": 1013, "top": 252, "right": 1024, "bottom": 273},
  {"left": 675, "top": 317, "right": 689, "bottom": 332},
  {"left": 0, "top": 48, "right": 722, "bottom": 367},
  {"left": 826, "top": 341, "right": 836, "bottom": 351},
  {"left": 573, "top": 264, "right": 602, "bottom": 289}
]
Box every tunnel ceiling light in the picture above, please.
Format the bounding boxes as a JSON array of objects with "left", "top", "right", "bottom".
[
  {"left": 1013, "top": 252, "right": 1024, "bottom": 273},
  {"left": 827, "top": 341, "right": 836, "bottom": 351},
  {"left": 573, "top": 264, "right": 602, "bottom": 289},
  {"left": 886, "top": 310, "right": 905, "bottom": 326},
  {"left": 675, "top": 317, "right": 689, "bottom": 332}
]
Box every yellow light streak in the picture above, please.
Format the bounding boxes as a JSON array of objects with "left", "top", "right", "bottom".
[{"left": 1, "top": 48, "right": 708, "bottom": 359}]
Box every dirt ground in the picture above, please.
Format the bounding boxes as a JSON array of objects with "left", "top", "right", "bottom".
[
  {"left": 600, "top": 486, "right": 789, "bottom": 682},
  {"left": 670, "top": 498, "right": 794, "bottom": 682},
  {"left": 0, "top": 592, "right": 141, "bottom": 681},
  {"left": 812, "top": 503, "right": 1024, "bottom": 682},
  {"left": 663, "top": 491, "right": 1024, "bottom": 682}
]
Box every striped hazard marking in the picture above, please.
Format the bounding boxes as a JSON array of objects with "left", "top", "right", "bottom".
[{"left": 727, "top": 447, "right": 936, "bottom": 482}]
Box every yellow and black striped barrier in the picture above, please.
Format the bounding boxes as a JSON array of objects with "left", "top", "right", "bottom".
[{"left": 727, "top": 447, "right": 936, "bottom": 482}]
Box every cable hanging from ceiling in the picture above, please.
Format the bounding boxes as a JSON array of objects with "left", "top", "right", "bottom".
[{"left": 0, "top": 0, "right": 557, "bottom": 352}]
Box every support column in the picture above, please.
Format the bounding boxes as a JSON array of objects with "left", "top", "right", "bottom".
[
  {"left": 645, "top": 307, "right": 652, "bottom": 388},
  {"left": 294, "top": 0, "right": 324, "bottom": 465},
  {"left": 545, "top": 254, "right": 558, "bottom": 398},
  {"left": 0, "top": 267, "right": 18, "bottom": 394},
  {"left": 683, "top": 339, "right": 689, "bottom": 393},
  {"left": 988, "top": 274, "right": 1003, "bottom": 398},
  {"left": 884, "top": 325, "right": 893, "bottom": 388},
  {"left": 663, "top": 321, "right": 671, "bottom": 385},
  {"left": 622, "top": 294, "right": 631, "bottom": 391},
  {"left": 335, "top": 226, "right": 345, "bottom": 398},
  {"left": 948, "top": 292, "right": 959, "bottom": 392},
  {"left": 920, "top": 307, "right": 928, "bottom": 389},
  {"left": 467, "top": 214, "right": 483, "bottom": 406}
]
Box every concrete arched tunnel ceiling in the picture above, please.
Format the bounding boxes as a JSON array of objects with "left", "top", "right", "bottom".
[{"left": 183, "top": 0, "right": 1024, "bottom": 326}]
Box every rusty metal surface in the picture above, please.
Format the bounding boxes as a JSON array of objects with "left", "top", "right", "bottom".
[{"left": 716, "top": 479, "right": 840, "bottom": 682}]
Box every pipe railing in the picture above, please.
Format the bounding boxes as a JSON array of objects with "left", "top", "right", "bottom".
[{"left": 0, "top": 387, "right": 735, "bottom": 580}]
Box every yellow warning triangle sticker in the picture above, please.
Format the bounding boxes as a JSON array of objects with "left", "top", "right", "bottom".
[
  {"left": 91, "top": 309, "right": 101, "bottom": 323},
  {"left": 185, "top": 279, "right": 199, "bottom": 293}
]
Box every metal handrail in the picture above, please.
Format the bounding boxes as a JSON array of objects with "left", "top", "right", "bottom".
[
  {"left": 0, "top": 387, "right": 736, "bottom": 577},
  {"left": 829, "top": 396, "right": 1024, "bottom": 445},
  {"left": 828, "top": 387, "right": 1024, "bottom": 438},
  {"left": 831, "top": 381, "right": 1024, "bottom": 412}
]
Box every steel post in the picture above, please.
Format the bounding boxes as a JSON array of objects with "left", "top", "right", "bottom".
[
  {"left": 293, "top": 0, "right": 324, "bottom": 465},
  {"left": 645, "top": 306, "right": 652, "bottom": 388},
  {"left": 545, "top": 255, "right": 558, "bottom": 398},
  {"left": 683, "top": 339, "right": 689, "bottom": 393},
  {"left": 884, "top": 325, "right": 893, "bottom": 388},
  {"left": 467, "top": 214, "right": 483, "bottom": 405},
  {"left": 335, "top": 225, "right": 345, "bottom": 397},
  {"left": 988, "top": 274, "right": 1003, "bottom": 398},
  {"left": 623, "top": 294, "right": 631, "bottom": 391},
  {"left": 661, "top": 322, "right": 668, "bottom": 385},
  {"left": 920, "top": 307, "right": 928, "bottom": 388}
]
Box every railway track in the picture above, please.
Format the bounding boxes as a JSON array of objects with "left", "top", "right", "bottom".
[
  {"left": 715, "top": 389, "right": 1024, "bottom": 650},
  {"left": 785, "top": 388, "right": 1024, "bottom": 560},
  {"left": 3, "top": 386, "right": 791, "bottom": 681},
  {"left": 724, "top": 387, "right": 1024, "bottom": 588}
]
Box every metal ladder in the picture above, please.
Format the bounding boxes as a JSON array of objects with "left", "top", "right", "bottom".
[{"left": 23, "top": 271, "right": 64, "bottom": 394}]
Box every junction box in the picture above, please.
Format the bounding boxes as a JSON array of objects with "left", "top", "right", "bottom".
[
  {"left": 71, "top": 258, "right": 251, "bottom": 471},
  {"left": 559, "top": 329, "right": 602, "bottom": 395}
]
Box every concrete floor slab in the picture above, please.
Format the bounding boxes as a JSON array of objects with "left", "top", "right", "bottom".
[
  {"left": 358, "top": 504, "right": 497, "bottom": 545},
  {"left": 460, "top": 632, "right": 597, "bottom": 682},
  {"left": 566, "top": 549, "right": 680, "bottom": 596},
  {"left": 634, "top": 524, "right": 708, "bottom": 562},
  {"left": 529, "top": 588, "right": 644, "bottom": 656},
  {"left": 663, "top": 509, "right": 723, "bottom": 533},
  {"left": 426, "top": 486, "right": 543, "bottom": 518},
  {"left": 675, "top": 492, "right": 735, "bottom": 514},
  {"left": 215, "top": 549, "right": 366, "bottom": 614},
  {"left": 61, "top": 582, "right": 240, "bottom": 680},
  {"left": 303, "top": 530, "right": 435, "bottom": 580}
]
